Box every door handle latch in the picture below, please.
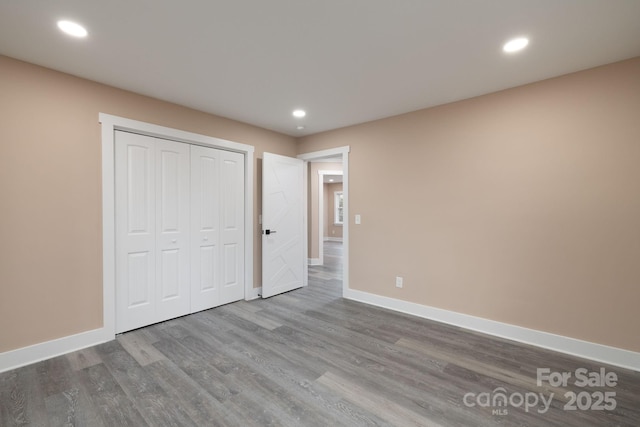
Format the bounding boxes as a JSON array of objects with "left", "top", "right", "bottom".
[{"left": 264, "top": 229, "right": 277, "bottom": 235}]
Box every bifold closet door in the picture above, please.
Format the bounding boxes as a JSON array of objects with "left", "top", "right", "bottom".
[
  {"left": 190, "top": 146, "right": 244, "bottom": 312},
  {"left": 115, "top": 131, "right": 190, "bottom": 333},
  {"left": 219, "top": 149, "right": 245, "bottom": 304}
]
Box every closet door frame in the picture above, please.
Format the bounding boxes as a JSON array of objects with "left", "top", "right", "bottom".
[{"left": 100, "top": 113, "right": 255, "bottom": 341}]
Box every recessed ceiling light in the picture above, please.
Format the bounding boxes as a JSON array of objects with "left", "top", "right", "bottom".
[
  {"left": 292, "top": 109, "right": 306, "bottom": 118},
  {"left": 329, "top": 179, "right": 334, "bottom": 182},
  {"left": 57, "top": 20, "right": 88, "bottom": 38},
  {"left": 503, "top": 37, "right": 529, "bottom": 53},
  {"left": 296, "top": 125, "right": 305, "bottom": 130}
]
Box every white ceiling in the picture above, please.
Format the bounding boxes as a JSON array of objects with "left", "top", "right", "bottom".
[
  {"left": 1, "top": 1, "right": 639, "bottom": 137},
  {"left": 323, "top": 175, "right": 343, "bottom": 184}
]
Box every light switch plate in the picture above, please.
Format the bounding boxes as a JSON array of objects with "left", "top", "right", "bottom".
[
  {"left": 396, "top": 276, "right": 403, "bottom": 288},
  {"left": 355, "top": 214, "right": 361, "bottom": 224}
]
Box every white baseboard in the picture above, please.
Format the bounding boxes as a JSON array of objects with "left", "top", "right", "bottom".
[
  {"left": 308, "top": 258, "right": 322, "bottom": 266},
  {"left": 324, "top": 237, "right": 343, "bottom": 242},
  {"left": 0, "top": 327, "right": 112, "bottom": 373},
  {"left": 344, "top": 288, "right": 640, "bottom": 372},
  {"left": 7, "top": 288, "right": 637, "bottom": 374},
  {"left": 3, "top": 285, "right": 265, "bottom": 373}
]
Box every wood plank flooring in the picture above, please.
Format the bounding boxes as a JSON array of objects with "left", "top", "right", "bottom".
[{"left": 2, "top": 241, "right": 639, "bottom": 426}]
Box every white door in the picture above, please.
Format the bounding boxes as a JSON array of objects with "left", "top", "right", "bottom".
[
  {"left": 190, "top": 145, "right": 221, "bottom": 312},
  {"left": 116, "top": 131, "right": 246, "bottom": 332},
  {"left": 115, "top": 131, "right": 190, "bottom": 333},
  {"left": 155, "top": 139, "right": 190, "bottom": 321},
  {"left": 220, "top": 150, "right": 245, "bottom": 304},
  {"left": 262, "top": 152, "right": 306, "bottom": 298},
  {"left": 191, "top": 146, "right": 245, "bottom": 311}
]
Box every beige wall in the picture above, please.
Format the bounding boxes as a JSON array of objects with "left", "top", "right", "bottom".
[
  {"left": 325, "top": 183, "right": 344, "bottom": 239},
  {"left": 3, "top": 52, "right": 640, "bottom": 357},
  {"left": 0, "top": 55, "right": 296, "bottom": 353},
  {"left": 298, "top": 57, "right": 640, "bottom": 353},
  {"left": 308, "top": 162, "right": 343, "bottom": 259}
]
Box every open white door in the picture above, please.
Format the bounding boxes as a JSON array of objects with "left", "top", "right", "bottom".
[{"left": 262, "top": 152, "right": 306, "bottom": 298}]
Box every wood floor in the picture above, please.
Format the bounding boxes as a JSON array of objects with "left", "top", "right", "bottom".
[{"left": 2, "top": 241, "right": 639, "bottom": 426}]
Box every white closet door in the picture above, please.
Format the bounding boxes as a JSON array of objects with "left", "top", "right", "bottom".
[
  {"left": 115, "top": 131, "right": 157, "bottom": 333},
  {"left": 219, "top": 150, "right": 245, "bottom": 305},
  {"left": 155, "top": 139, "right": 190, "bottom": 321},
  {"left": 190, "top": 146, "right": 245, "bottom": 310},
  {"left": 115, "top": 132, "right": 190, "bottom": 333},
  {"left": 190, "top": 145, "right": 221, "bottom": 312},
  {"left": 116, "top": 132, "right": 245, "bottom": 331}
]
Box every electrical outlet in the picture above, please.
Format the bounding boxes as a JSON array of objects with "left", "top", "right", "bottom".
[{"left": 395, "top": 276, "right": 403, "bottom": 288}]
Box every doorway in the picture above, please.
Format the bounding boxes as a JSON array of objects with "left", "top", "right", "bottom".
[
  {"left": 315, "top": 168, "right": 343, "bottom": 266},
  {"left": 297, "top": 147, "right": 350, "bottom": 296}
]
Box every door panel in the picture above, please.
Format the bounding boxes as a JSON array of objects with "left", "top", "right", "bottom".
[
  {"left": 199, "top": 245, "right": 217, "bottom": 291},
  {"left": 159, "top": 150, "right": 180, "bottom": 232},
  {"left": 160, "top": 248, "right": 180, "bottom": 299},
  {"left": 191, "top": 146, "right": 245, "bottom": 308},
  {"left": 262, "top": 152, "right": 305, "bottom": 298},
  {"left": 116, "top": 131, "right": 156, "bottom": 333},
  {"left": 219, "top": 151, "right": 245, "bottom": 304},
  {"left": 223, "top": 243, "right": 238, "bottom": 285},
  {"left": 155, "top": 139, "right": 190, "bottom": 320},
  {"left": 190, "top": 145, "right": 221, "bottom": 312},
  {"left": 200, "top": 156, "right": 219, "bottom": 231},
  {"left": 126, "top": 145, "right": 153, "bottom": 234},
  {"left": 116, "top": 132, "right": 190, "bottom": 333},
  {"left": 127, "top": 252, "right": 152, "bottom": 307}
]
